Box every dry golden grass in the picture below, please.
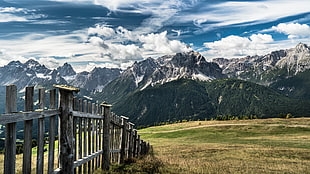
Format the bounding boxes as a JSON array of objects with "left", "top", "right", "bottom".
[
  {"left": 0, "top": 146, "right": 59, "bottom": 174},
  {"left": 1, "top": 118, "right": 309, "bottom": 173},
  {"left": 139, "top": 118, "right": 310, "bottom": 174}
]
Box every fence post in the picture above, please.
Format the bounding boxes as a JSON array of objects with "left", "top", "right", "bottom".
[
  {"left": 101, "top": 102, "right": 111, "bottom": 171},
  {"left": 132, "top": 129, "right": 137, "bottom": 158},
  {"left": 120, "top": 116, "right": 128, "bottom": 164},
  {"left": 23, "top": 86, "right": 34, "bottom": 174},
  {"left": 37, "top": 88, "right": 46, "bottom": 174},
  {"left": 54, "top": 85, "right": 80, "bottom": 174},
  {"left": 48, "top": 89, "right": 57, "bottom": 174},
  {"left": 83, "top": 100, "right": 88, "bottom": 173},
  {"left": 4, "top": 85, "right": 17, "bottom": 174},
  {"left": 127, "top": 123, "right": 134, "bottom": 159}
]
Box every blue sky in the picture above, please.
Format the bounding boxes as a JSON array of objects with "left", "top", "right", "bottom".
[{"left": 0, "top": 0, "right": 310, "bottom": 71}]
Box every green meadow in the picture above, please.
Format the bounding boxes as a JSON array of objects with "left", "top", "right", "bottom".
[{"left": 109, "top": 118, "right": 310, "bottom": 174}]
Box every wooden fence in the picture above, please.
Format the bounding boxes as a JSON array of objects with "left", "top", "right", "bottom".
[{"left": 0, "top": 85, "right": 150, "bottom": 174}]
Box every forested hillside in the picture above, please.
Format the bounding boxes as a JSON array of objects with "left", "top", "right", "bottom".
[{"left": 113, "top": 79, "right": 310, "bottom": 126}]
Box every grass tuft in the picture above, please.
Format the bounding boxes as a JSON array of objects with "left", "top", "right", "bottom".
[{"left": 98, "top": 148, "right": 164, "bottom": 174}]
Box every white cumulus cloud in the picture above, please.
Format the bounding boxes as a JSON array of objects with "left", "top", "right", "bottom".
[
  {"left": 272, "top": 23, "right": 310, "bottom": 39},
  {"left": 88, "top": 25, "right": 116, "bottom": 38},
  {"left": 139, "top": 31, "right": 192, "bottom": 54},
  {"left": 204, "top": 34, "right": 274, "bottom": 58},
  {"left": 87, "top": 25, "right": 192, "bottom": 58}
]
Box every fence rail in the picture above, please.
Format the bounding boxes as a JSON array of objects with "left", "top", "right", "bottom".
[{"left": 0, "top": 85, "right": 150, "bottom": 174}]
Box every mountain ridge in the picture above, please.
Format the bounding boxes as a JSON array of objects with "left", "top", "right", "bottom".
[
  {"left": 0, "top": 59, "right": 121, "bottom": 92},
  {"left": 212, "top": 43, "right": 310, "bottom": 85},
  {"left": 97, "top": 51, "right": 226, "bottom": 103}
]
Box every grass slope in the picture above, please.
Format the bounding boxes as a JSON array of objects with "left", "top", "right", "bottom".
[{"left": 137, "top": 118, "right": 310, "bottom": 174}]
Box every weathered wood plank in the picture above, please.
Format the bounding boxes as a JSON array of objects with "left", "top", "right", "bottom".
[
  {"left": 48, "top": 115, "right": 56, "bottom": 174},
  {"left": 91, "top": 104, "right": 95, "bottom": 171},
  {"left": 98, "top": 119, "right": 102, "bottom": 168},
  {"left": 78, "top": 99, "right": 83, "bottom": 174},
  {"left": 25, "top": 86, "right": 34, "bottom": 111},
  {"left": 37, "top": 88, "right": 46, "bottom": 174},
  {"left": 102, "top": 103, "right": 111, "bottom": 170},
  {"left": 88, "top": 104, "right": 92, "bottom": 174},
  {"left": 38, "top": 88, "right": 45, "bottom": 110},
  {"left": 71, "top": 111, "right": 102, "bottom": 119},
  {"left": 95, "top": 119, "right": 99, "bottom": 168},
  {"left": 50, "top": 89, "right": 57, "bottom": 109},
  {"left": 73, "top": 151, "right": 103, "bottom": 168},
  {"left": 120, "top": 116, "right": 128, "bottom": 164},
  {"left": 23, "top": 86, "right": 34, "bottom": 174},
  {"left": 0, "top": 109, "right": 60, "bottom": 124},
  {"left": 73, "top": 116, "right": 77, "bottom": 174},
  {"left": 36, "top": 118, "right": 45, "bottom": 174},
  {"left": 83, "top": 101, "right": 87, "bottom": 174},
  {"left": 48, "top": 89, "right": 57, "bottom": 174},
  {"left": 6, "top": 85, "right": 17, "bottom": 113},
  {"left": 4, "top": 85, "right": 17, "bottom": 174},
  {"left": 56, "top": 86, "right": 77, "bottom": 174},
  {"left": 132, "top": 129, "right": 137, "bottom": 158},
  {"left": 137, "top": 135, "right": 141, "bottom": 156},
  {"left": 127, "top": 123, "right": 134, "bottom": 159}
]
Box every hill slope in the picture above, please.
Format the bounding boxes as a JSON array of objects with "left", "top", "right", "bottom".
[
  {"left": 270, "top": 70, "right": 310, "bottom": 100},
  {"left": 113, "top": 79, "right": 310, "bottom": 126},
  {"left": 114, "top": 79, "right": 215, "bottom": 126}
]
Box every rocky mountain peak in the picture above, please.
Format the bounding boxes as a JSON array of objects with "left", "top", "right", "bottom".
[
  {"left": 0, "top": 60, "right": 121, "bottom": 92},
  {"left": 132, "top": 58, "right": 157, "bottom": 69},
  {"left": 7, "top": 60, "right": 23, "bottom": 68},
  {"left": 103, "top": 51, "right": 226, "bottom": 95},
  {"left": 70, "top": 66, "right": 121, "bottom": 92},
  {"left": 25, "top": 59, "right": 41, "bottom": 68},
  {"left": 275, "top": 43, "right": 310, "bottom": 74},
  {"left": 294, "top": 43, "right": 310, "bottom": 53},
  {"left": 57, "top": 62, "right": 76, "bottom": 77},
  {"left": 212, "top": 43, "right": 310, "bottom": 84},
  {"left": 171, "top": 51, "right": 205, "bottom": 67}
]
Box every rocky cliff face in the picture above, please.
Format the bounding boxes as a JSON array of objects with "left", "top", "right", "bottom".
[
  {"left": 212, "top": 43, "right": 310, "bottom": 85},
  {"left": 275, "top": 43, "right": 310, "bottom": 75},
  {"left": 98, "top": 51, "right": 226, "bottom": 103},
  {"left": 118, "top": 51, "right": 225, "bottom": 90},
  {"left": 56, "top": 62, "right": 76, "bottom": 77}
]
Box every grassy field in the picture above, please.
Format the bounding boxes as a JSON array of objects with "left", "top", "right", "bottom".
[
  {"left": 1, "top": 118, "right": 309, "bottom": 173},
  {"left": 0, "top": 141, "right": 59, "bottom": 174},
  {"left": 134, "top": 118, "right": 310, "bottom": 174}
]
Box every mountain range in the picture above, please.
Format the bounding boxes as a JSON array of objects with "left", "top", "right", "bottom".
[
  {"left": 213, "top": 43, "right": 310, "bottom": 99},
  {"left": 1, "top": 43, "right": 310, "bottom": 126},
  {"left": 96, "top": 51, "right": 225, "bottom": 103},
  {"left": 0, "top": 59, "right": 121, "bottom": 92},
  {"left": 98, "top": 43, "right": 310, "bottom": 125},
  {"left": 213, "top": 43, "right": 310, "bottom": 85}
]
